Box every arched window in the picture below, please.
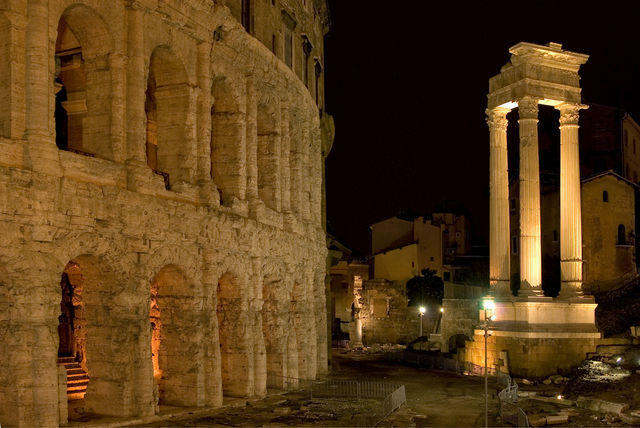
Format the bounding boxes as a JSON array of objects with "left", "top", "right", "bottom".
[
  {"left": 54, "top": 6, "right": 113, "bottom": 158},
  {"left": 146, "top": 46, "right": 194, "bottom": 189},
  {"left": 618, "top": 224, "right": 626, "bottom": 245},
  {"left": 603, "top": 190, "right": 609, "bottom": 202}
]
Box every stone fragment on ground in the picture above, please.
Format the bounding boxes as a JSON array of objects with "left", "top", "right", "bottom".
[{"left": 576, "top": 396, "right": 630, "bottom": 415}]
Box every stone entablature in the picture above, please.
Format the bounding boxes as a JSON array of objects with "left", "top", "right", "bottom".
[{"left": 0, "top": 1, "right": 330, "bottom": 427}]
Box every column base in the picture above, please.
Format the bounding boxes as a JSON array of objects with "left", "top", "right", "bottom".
[
  {"left": 490, "top": 279, "right": 511, "bottom": 298},
  {"left": 464, "top": 297, "right": 600, "bottom": 377}
]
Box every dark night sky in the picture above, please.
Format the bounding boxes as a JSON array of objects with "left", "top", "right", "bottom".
[{"left": 324, "top": 0, "right": 640, "bottom": 255}]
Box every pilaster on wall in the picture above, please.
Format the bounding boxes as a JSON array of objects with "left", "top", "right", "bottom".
[
  {"left": 125, "top": 4, "right": 145, "bottom": 165},
  {"left": 280, "top": 103, "right": 292, "bottom": 213},
  {"left": 1, "top": 5, "right": 26, "bottom": 140},
  {"left": 196, "top": 41, "right": 215, "bottom": 199},
  {"left": 211, "top": 74, "right": 247, "bottom": 205},
  {"left": 245, "top": 75, "right": 259, "bottom": 203},
  {"left": 309, "top": 125, "right": 322, "bottom": 225},
  {"left": 301, "top": 123, "right": 311, "bottom": 221}
]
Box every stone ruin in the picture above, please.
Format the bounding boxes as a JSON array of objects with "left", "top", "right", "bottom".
[{"left": 0, "top": 0, "right": 333, "bottom": 426}]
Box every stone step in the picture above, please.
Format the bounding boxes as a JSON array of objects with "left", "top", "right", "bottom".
[
  {"left": 57, "top": 356, "right": 76, "bottom": 364},
  {"left": 67, "top": 378, "right": 89, "bottom": 387},
  {"left": 67, "top": 384, "right": 88, "bottom": 394},
  {"left": 67, "top": 368, "right": 85, "bottom": 376},
  {"left": 63, "top": 362, "right": 82, "bottom": 369},
  {"left": 67, "top": 373, "right": 89, "bottom": 381}
]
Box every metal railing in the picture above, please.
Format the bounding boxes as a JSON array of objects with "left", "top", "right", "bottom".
[
  {"left": 267, "top": 375, "right": 406, "bottom": 426},
  {"left": 497, "top": 376, "right": 529, "bottom": 428}
]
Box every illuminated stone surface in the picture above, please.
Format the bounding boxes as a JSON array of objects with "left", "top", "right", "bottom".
[
  {"left": 0, "top": 1, "right": 332, "bottom": 427},
  {"left": 467, "top": 42, "right": 601, "bottom": 378}
]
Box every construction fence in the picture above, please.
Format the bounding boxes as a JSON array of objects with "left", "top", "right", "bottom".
[{"left": 267, "top": 375, "right": 406, "bottom": 426}]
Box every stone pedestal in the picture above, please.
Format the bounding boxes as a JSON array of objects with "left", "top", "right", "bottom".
[{"left": 465, "top": 297, "right": 600, "bottom": 378}]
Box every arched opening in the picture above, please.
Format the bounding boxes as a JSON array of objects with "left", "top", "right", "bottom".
[
  {"left": 146, "top": 46, "right": 193, "bottom": 189},
  {"left": 257, "top": 102, "right": 281, "bottom": 211},
  {"left": 603, "top": 190, "right": 609, "bottom": 202},
  {"left": 54, "top": 5, "right": 113, "bottom": 158},
  {"left": 262, "top": 278, "right": 287, "bottom": 388},
  {"left": 290, "top": 282, "right": 309, "bottom": 379},
  {"left": 448, "top": 334, "right": 470, "bottom": 354},
  {"left": 55, "top": 260, "right": 94, "bottom": 422},
  {"left": 57, "top": 262, "right": 89, "bottom": 401},
  {"left": 211, "top": 77, "right": 245, "bottom": 204},
  {"left": 217, "top": 273, "right": 250, "bottom": 397},
  {"left": 149, "top": 265, "right": 193, "bottom": 407},
  {"left": 618, "top": 224, "right": 627, "bottom": 245}
]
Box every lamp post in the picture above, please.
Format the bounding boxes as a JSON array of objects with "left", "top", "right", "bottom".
[
  {"left": 482, "top": 298, "right": 496, "bottom": 428},
  {"left": 418, "top": 306, "right": 426, "bottom": 350}
]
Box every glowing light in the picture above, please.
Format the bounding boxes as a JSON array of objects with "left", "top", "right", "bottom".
[
  {"left": 482, "top": 299, "right": 495, "bottom": 311},
  {"left": 440, "top": 307, "right": 444, "bottom": 313},
  {"left": 616, "top": 356, "right": 622, "bottom": 364},
  {"left": 557, "top": 395, "right": 563, "bottom": 400},
  {"left": 489, "top": 315, "right": 497, "bottom": 321},
  {"left": 419, "top": 306, "right": 426, "bottom": 315},
  {"left": 538, "top": 98, "right": 564, "bottom": 107},
  {"left": 498, "top": 101, "right": 518, "bottom": 110}
]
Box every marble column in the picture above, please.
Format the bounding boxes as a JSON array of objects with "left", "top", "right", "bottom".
[
  {"left": 557, "top": 103, "right": 587, "bottom": 297},
  {"left": 487, "top": 107, "right": 511, "bottom": 297},
  {"left": 518, "top": 97, "right": 543, "bottom": 296}
]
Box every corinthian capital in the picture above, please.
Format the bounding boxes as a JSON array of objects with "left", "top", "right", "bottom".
[
  {"left": 486, "top": 107, "right": 510, "bottom": 131},
  {"left": 518, "top": 96, "right": 539, "bottom": 120},
  {"left": 556, "top": 103, "right": 588, "bottom": 126}
]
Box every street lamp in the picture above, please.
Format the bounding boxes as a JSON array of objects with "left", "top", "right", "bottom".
[
  {"left": 418, "top": 306, "right": 426, "bottom": 337},
  {"left": 481, "top": 297, "right": 496, "bottom": 428}
]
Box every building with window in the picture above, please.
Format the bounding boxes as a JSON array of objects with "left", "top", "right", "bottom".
[
  {"left": 510, "top": 171, "right": 637, "bottom": 295},
  {"left": 371, "top": 214, "right": 471, "bottom": 283},
  {"left": 0, "top": 1, "right": 333, "bottom": 427}
]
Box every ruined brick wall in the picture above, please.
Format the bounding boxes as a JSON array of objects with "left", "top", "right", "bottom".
[
  {"left": 0, "top": 1, "right": 330, "bottom": 427},
  {"left": 358, "top": 279, "right": 423, "bottom": 345}
]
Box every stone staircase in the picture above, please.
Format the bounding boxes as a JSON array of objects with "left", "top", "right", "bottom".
[{"left": 57, "top": 356, "right": 89, "bottom": 400}]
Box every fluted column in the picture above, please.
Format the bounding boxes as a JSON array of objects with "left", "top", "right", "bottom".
[
  {"left": 488, "top": 107, "right": 511, "bottom": 297},
  {"left": 518, "top": 97, "right": 543, "bottom": 296},
  {"left": 557, "top": 103, "right": 587, "bottom": 297}
]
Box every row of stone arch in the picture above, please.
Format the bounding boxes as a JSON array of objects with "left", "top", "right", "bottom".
[
  {"left": 56, "top": 256, "right": 317, "bottom": 416},
  {"left": 1, "top": 2, "right": 320, "bottom": 218},
  {"left": 0, "top": 246, "right": 323, "bottom": 426}
]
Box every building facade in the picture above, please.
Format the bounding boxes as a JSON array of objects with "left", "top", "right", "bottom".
[
  {"left": 371, "top": 214, "right": 470, "bottom": 282},
  {"left": 0, "top": 0, "right": 332, "bottom": 426}
]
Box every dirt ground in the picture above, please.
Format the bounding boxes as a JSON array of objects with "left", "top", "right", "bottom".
[{"left": 133, "top": 352, "right": 501, "bottom": 427}]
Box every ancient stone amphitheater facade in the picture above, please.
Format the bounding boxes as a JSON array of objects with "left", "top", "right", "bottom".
[{"left": 0, "top": 0, "right": 332, "bottom": 426}]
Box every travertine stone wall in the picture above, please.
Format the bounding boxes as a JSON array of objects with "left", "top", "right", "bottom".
[{"left": 0, "top": 1, "right": 330, "bottom": 427}]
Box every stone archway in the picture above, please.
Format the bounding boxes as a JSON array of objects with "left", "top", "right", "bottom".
[
  {"left": 54, "top": 4, "right": 114, "bottom": 158},
  {"left": 211, "top": 75, "right": 246, "bottom": 205},
  {"left": 56, "top": 261, "right": 90, "bottom": 405},
  {"left": 257, "top": 100, "right": 281, "bottom": 211},
  {"left": 217, "top": 272, "right": 251, "bottom": 397},
  {"left": 55, "top": 255, "right": 111, "bottom": 419},
  {"left": 149, "top": 264, "right": 195, "bottom": 407},
  {"left": 262, "top": 277, "right": 287, "bottom": 388},
  {"left": 146, "top": 45, "right": 195, "bottom": 188}
]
